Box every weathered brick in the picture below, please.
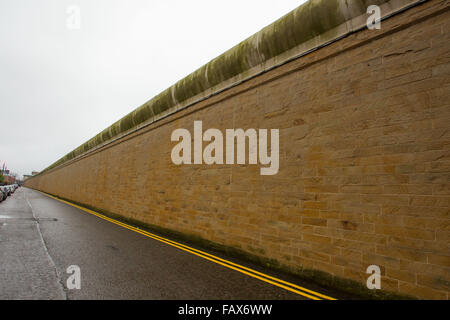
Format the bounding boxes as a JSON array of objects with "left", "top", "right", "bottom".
[
  {"left": 417, "top": 274, "right": 450, "bottom": 292},
  {"left": 302, "top": 233, "right": 332, "bottom": 245},
  {"left": 428, "top": 254, "right": 450, "bottom": 267},
  {"left": 376, "top": 246, "right": 428, "bottom": 263},
  {"left": 302, "top": 217, "right": 328, "bottom": 227},
  {"left": 399, "top": 282, "right": 448, "bottom": 300},
  {"left": 375, "top": 225, "right": 436, "bottom": 241},
  {"left": 386, "top": 268, "right": 416, "bottom": 284}
]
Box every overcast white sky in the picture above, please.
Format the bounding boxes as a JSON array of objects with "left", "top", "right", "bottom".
[{"left": 0, "top": 0, "right": 307, "bottom": 178}]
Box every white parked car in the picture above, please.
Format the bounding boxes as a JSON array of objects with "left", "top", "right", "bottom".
[{"left": 1, "top": 186, "right": 11, "bottom": 197}]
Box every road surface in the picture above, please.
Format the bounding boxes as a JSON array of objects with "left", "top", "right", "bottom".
[{"left": 0, "top": 187, "right": 349, "bottom": 300}]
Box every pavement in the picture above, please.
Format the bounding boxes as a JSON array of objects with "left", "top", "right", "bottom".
[{"left": 0, "top": 187, "right": 352, "bottom": 300}]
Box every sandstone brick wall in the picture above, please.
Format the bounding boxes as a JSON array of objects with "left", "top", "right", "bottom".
[{"left": 26, "top": 0, "right": 449, "bottom": 299}]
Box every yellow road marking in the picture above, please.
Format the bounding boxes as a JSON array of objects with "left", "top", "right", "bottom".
[{"left": 35, "top": 190, "right": 336, "bottom": 300}]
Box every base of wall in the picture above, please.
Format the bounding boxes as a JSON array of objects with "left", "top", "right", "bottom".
[{"left": 29, "top": 187, "right": 416, "bottom": 300}]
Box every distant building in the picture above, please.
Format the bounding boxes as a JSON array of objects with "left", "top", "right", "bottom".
[
  {"left": 4, "top": 175, "right": 15, "bottom": 184},
  {"left": 1, "top": 168, "right": 15, "bottom": 184}
]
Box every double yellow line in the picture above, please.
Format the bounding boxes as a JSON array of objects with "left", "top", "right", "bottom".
[{"left": 37, "top": 190, "right": 336, "bottom": 300}]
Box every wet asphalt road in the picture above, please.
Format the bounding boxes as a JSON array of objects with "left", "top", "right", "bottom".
[{"left": 0, "top": 188, "right": 345, "bottom": 300}]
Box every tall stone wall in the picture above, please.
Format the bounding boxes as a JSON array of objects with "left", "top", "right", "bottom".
[{"left": 26, "top": 0, "right": 449, "bottom": 299}]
